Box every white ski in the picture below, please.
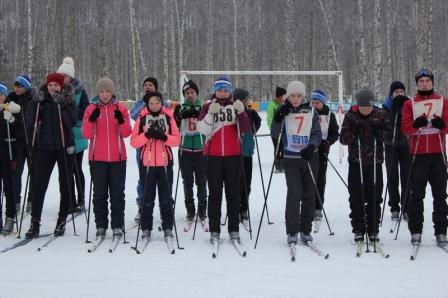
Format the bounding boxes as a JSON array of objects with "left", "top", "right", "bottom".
[
  {"left": 211, "top": 238, "right": 220, "bottom": 258},
  {"left": 201, "top": 220, "right": 209, "bottom": 232},
  {"left": 303, "top": 241, "right": 329, "bottom": 259},
  {"left": 165, "top": 237, "right": 175, "bottom": 254},
  {"left": 108, "top": 236, "right": 122, "bottom": 253},
  {"left": 389, "top": 219, "right": 399, "bottom": 233},
  {"left": 87, "top": 237, "right": 105, "bottom": 253},
  {"left": 313, "top": 219, "right": 322, "bottom": 233},
  {"left": 290, "top": 243, "right": 297, "bottom": 262},
  {"left": 231, "top": 239, "right": 247, "bottom": 257},
  {"left": 410, "top": 243, "right": 420, "bottom": 260},
  {"left": 356, "top": 241, "right": 364, "bottom": 257}
]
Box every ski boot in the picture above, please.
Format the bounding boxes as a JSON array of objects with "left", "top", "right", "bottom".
[
  {"left": 1, "top": 217, "right": 15, "bottom": 235},
  {"left": 25, "top": 218, "right": 40, "bottom": 239}
]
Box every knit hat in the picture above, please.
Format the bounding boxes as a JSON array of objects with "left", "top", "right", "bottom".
[
  {"left": 46, "top": 73, "right": 65, "bottom": 88},
  {"left": 0, "top": 81, "right": 8, "bottom": 97},
  {"left": 14, "top": 75, "right": 32, "bottom": 90},
  {"left": 57, "top": 57, "right": 75, "bottom": 78},
  {"left": 310, "top": 89, "right": 327, "bottom": 104},
  {"left": 143, "top": 77, "right": 158, "bottom": 91},
  {"left": 95, "top": 77, "right": 115, "bottom": 95},
  {"left": 286, "top": 81, "right": 306, "bottom": 98},
  {"left": 233, "top": 88, "right": 250, "bottom": 101},
  {"left": 213, "top": 75, "right": 232, "bottom": 93},
  {"left": 355, "top": 89, "right": 374, "bottom": 107},
  {"left": 415, "top": 69, "right": 434, "bottom": 84},
  {"left": 143, "top": 91, "right": 163, "bottom": 105},
  {"left": 275, "top": 87, "right": 286, "bottom": 98},
  {"left": 389, "top": 81, "right": 405, "bottom": 96},
  {"left": 182, "top": 80, "right": 199, "bottom": 96}
]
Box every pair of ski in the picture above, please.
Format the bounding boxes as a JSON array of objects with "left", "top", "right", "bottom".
[
  {"left": 289, "top": 241, "right": 329, "bottom": 262},
  {"left": 211, "top": 238, "right": 247, "bottom": 258},
  {"left": 355, "top": 241, "right": 390, "bottom": 258},
  {"left": 410, "top": 242, "right": 448, "bottom": 260},
  {"left": 132, "top": 235, "right": 175, "bottom": 255},
  {"left": 87, "top": 234, "right": 125, "bottom": 253},
  {"left": 183, "top": 219, "right": 209, "bottom": 233}
]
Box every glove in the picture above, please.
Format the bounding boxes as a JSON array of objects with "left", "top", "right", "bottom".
[
  {"left": 431, "top": 116, "right": 446, "bottom": 130},
  {"left": 413, "top": 115, "right": 428, "bottom": 129},
  {"left": 33, "top": 90, "right": 45, "bottom": 103},
  {"left": 145, "top": 128, "right": 168, "bottom": 142},
  {"left": 208, "top": 102, "right": 221, "bottom": 114},
  {"left": 318, "top": 141, "right": 330, "bottom": 154},
  {"left": 114, "top": 109, "right": 125, "bottom": 125},
  {"left": 276, "top": 101, "right": 291, "bottom": 120},
  {"left": 52, "top": 92, "right": 64, "bottom": 105},
  {"left": 7, "top": 101, "right": 21, "bottom": 114},
  {"left": 391, "top": 95, "right": 408, "bottom": 111},
  {"left": 300, "top": 144, "right": 316, "bottom": 160},
  {"left": 181, "top": 108, "right": 199, "bottom": 119},
  {"left": 3, "top": 110, "right": 14, "bottom": 123},
  {"left": 233, "top": 100, "right": 244, "bottom": 114},
  {"left": 88, "top": 107, "right": 101, "bottom": 122}
]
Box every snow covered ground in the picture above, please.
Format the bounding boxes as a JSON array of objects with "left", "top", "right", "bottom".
[{"left": 1, "top": 112, "right": 447, "bottom": 298}]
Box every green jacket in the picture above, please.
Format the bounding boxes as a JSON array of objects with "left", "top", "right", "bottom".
[
  {"left": 173, "top": 99, "right": 205, "bottom": 151},
  {"left": 267, "top": 100, "right": 280, "bottom": 129}
]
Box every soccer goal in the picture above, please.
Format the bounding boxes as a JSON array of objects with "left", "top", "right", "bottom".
[{"left": 179, "top": 70, "right": 345, "bottom": 162}]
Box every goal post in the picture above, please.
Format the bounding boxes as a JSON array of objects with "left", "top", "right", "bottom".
[{"left": 179, "top": 70, "right": 345, "bottom": 162}]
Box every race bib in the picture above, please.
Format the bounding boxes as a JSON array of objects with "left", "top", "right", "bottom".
[
  {"left": 412, "top": 98, "right": 443, "bottom": 135},
  {"left": 319, "top": 114, "right": 330, "bottom": 140},
  {"left": 285, "top": 109, "right": 313, "bottom": 152},
  {"left": 213, "top": 105, "right": 237, "bottom": 126},
  {"left": 145, "top": 115, "right": 168, "bottom": 133},
  {"left": 180, "top": 118, "right": 200, "bottom": 136}
]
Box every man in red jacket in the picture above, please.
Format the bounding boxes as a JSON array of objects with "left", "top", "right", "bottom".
[{"left": 401, "top": 69, "right": 448, "bottom": 247}]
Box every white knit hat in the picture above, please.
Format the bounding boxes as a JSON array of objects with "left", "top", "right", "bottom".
[
  {"left": 286, "top": 80, "right": 306, "bottom": 98},
  {"left": 57, "top": 57, "right": 75, "bottom": 78}
]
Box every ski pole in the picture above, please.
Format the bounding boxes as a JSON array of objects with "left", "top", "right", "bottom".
[
  {"left": 323, "top": 154, "right": 348, "bottom": 189},
  {"left": 307, "top": 160, "right": 334, "bottom": 236},
  {"left": 18, "top": 102, "right": 40, "bottom": 238},
  {"left": 357, "top": 138, "right": 370, "bottom": 252},
  {"left": 254, "top": 119, "right": 285, "bottom": 249},
  {"left": 372, "top": 138, "right": 378, "bottom": 252},
  {"left": 85, "top": 104, "right": 98, "bottom": 243},
  {"left": 115, "top": 107, "right": 128, "bottom": 244},
  {"left": 57, "top": 103, "right": 78, "bottom": 236},
  {"left": 395, "top": 131, "right": 421, "bottom": 240}
]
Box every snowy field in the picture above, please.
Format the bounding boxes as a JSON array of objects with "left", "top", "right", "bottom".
[{"left": 1, "top": 112, "right": 447, "bottom": 298}]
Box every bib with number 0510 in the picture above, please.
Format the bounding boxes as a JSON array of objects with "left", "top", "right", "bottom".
[
  {"left": 319, "top": 114, "right": 330, "bottom": 140},
  {"left": 213, "top": 105, "right": 237, "bottom": 126},
  {"left": 285, "top": 109, "right": 314, "bottom": 152},
  {"left": 144, "top": 114, "right": 168, "bottom": 133},
  {"left": 412, "top": 97, "right": 443, "bottom": 135},
  {"left": 180, "top": 118, "right": 200, "bottom": 136}
]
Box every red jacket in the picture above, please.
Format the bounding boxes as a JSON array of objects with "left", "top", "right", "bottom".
[
  {"left": 82, "top": 99, "right": 132, "bottom": 162},
  {"left": 130, "top": 108, "right": 180, "bottom": 167},
  {"left": 197, "top": 99, "right": 250, "bottom": 156},
  {"left": 401, "top": 91, "right": 448, "bottom": 154}
]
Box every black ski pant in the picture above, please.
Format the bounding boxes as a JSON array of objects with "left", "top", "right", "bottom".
[
  {"left": 15, "top": 143, "right": 32, "bottom": 205},
  {"left": 316, "top": 152, "right": 328, "bottom": 210},
  {"left": 207, "top": 156, "right": 241, "bottom": 234},
  {"left": 348, "top": 162, "right": 383, "bottom": 235},
  {"left": 179, "top": 150, "right": 207, "bottom": 213},
  {"left": 139, "top": 165, "right": 173, "bottom": 232},
  {"left": 283, "top": 155, "right": 318, "bottom": 235},
  {"left": 240, "top": 156, "right": 253, "bottom": 214},
  {"left": 385, "top": 145, "right": 410, "bottom": 213},
  {"left": 0, "top": 157, "right": 16, "bottom": 218},
  {"left": 407, "top": 154, "right": 448, "bottom": 235},
  {"left": 31, "top": 148, "right": 74, "bottom": 221},
  {"left": 91, "top": 161, "right": 126, "bottom": 229},
  {"left": 71, "top": 151, "right": 85, "bottom": 206}
]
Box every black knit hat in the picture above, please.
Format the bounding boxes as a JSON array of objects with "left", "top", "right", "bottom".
[
  {"left": 143, "top": 77, "right": 159, "bottom": 91},
  {"left": 355, "top": 89, "right": 374, "bottom": 107},
  {"left": 389, "top": 81, "right": 405, "bottom": 96},
  {"left": 143, "top": 91, "right": 163, "bottom": 105},
  {"left": 275, "top": 87, "right": 286, "bottom": 98},
  {"left": 182, "top": 80, "right": 199, "bottom": 96},
  {"left": 233, "top": 88, "right": 250, "bottom": 101}
]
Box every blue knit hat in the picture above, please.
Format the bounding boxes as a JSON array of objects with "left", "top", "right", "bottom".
[
  {"left": 213, "top": 75, "right": 232, "bottom": 93},
  {"left": 0, "top": 81, "right": 8, "bottom": 97},
  {"left": 14, "top": 75, "right": 32, "bottom": 90},
  {"left": 310, "top": 89, "right": 327, "bottom": 104}
]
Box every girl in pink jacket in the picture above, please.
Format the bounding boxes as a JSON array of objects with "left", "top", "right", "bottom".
[
  {"left": 131, "top": 91, "right": 180, "bottom": 240},
  {"left": 82, "top": 78, "right": 132, "bottom": 239}
]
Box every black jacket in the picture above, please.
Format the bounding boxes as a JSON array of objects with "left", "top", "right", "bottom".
[
  {"left": 27, "top": 84, "right": 77, "bottom": 150},
  {"left": 6, "top": 88, "right": 35, "bottom": 146}
]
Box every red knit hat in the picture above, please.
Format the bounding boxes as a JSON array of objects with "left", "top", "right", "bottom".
[{"left": 46, "top": 73, "right": 64, "bottom": 88}]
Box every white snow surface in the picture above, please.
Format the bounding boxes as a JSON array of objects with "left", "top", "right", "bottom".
[{"left": 1, "top": 112, "right": 446, "bottom": 298}]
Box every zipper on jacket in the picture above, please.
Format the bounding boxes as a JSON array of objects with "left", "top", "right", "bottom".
[{"left": 105, "top": 105, "right": 111, "bottom": 161}]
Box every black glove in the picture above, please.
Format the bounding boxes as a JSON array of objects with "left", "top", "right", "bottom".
[
  {"left": 391, "top": 95, "right": 408, "bottom": 111},
  {"left": 114, "top": 109, "right": 125, "bottom": 125},
  {"left": 431, "top": 116, "right": 446, "bottom": 130},
  {"left": 181, "top": 108, "right": 199, "bottom": 119},
  {"left": 88, "top": 107, "right": 100, "bottom": 122},
  {"left": 276, "top": 101, "right": 291, "bottom": 120},
  {"left": 413, "top": 115, "right": 428, "bottom": 129},
  {"left": 300, "top": 144, "right": 316, "bottom": 160},
  {"left": 145, "top": 128, "right": 168, "bottom": 142},
  {"left": 318, "top": 141, "right": 330, "bottom": 154}
]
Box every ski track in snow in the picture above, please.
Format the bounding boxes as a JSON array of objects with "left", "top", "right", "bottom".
[{"left": 1, "top": 113, "right": 447, "bottom": 298}]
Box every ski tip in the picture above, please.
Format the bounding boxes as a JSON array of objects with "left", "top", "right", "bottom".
[
  {"left": 212, "top": 253, "right": 217, "bottom": 258},
  {"left": 37, "top": 247, "right": 42, "bottom": 252},
  {"left": 87, "top": 249, "right": 93, "bottom": 253},
  {"left": 324, "top": 254, "right": 330, "bottom": 259},
  {"left": 356, "top": 253, "right": 361, "bottom": 257},
  {"left": 385, "top": 254, "right": 390, "bottom": 258},
  {"left": 390, "top": 229, "right": 394, "bottom": 233},
  {"left": 108, "top": 249, "right": 113, "bottom": 253},
  {"left": 242, "top": 251, "right": 247, "bottom": 257},
  {"left": 170, "top": 249, "right": 175, "bottom": 255},
  {"left": 410, "top": 256, "right": 415, "bottom": 261},
  {"left": 313, "top": 230, "right": 317, "bottom": 234},
  {"left": 291, "top": 256, "right": 296, "bottom": 262}
]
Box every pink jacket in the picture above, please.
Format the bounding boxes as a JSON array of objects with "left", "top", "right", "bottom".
[
  {"left": 82, "top": 99, "right": 132, "bottom": 162},
  {"left": 130, "top": 107, "right": 180, "bottom": 167}
]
